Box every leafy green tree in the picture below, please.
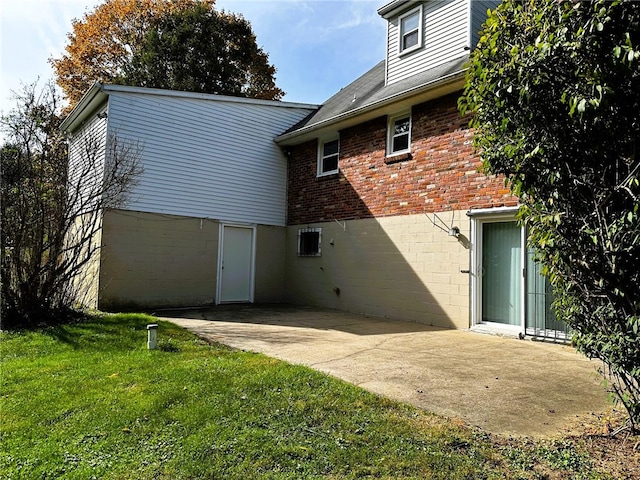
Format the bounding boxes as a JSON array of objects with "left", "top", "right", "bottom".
[
  {"left": 461, "top": 0, "right": 640, "bottom": 429},
  {"left": 51, "top": 0, "right": 209, "bottom": 110},
  {"left": 50, "top": 0, "right": 282, "bottom": 110},
  {"left": 122, "top": 3, "right": 283, "bottom": 100},
  {"left": 1, "top": 82, "right": 141, "bottom": 328}
]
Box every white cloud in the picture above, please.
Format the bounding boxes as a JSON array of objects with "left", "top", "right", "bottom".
[{"left": 328, "top": 3, "right": 380, "bottom": 32}]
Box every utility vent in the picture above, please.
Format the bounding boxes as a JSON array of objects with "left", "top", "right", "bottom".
[{"left": 297, "top": 227, "right": 322, "bottom": 256}]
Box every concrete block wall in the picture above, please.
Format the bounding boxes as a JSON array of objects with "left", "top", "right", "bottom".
[
  {"left": 98, "top": 210, "right": 287, "bottom": 310},
  {"left": 284, "top": 211, "right": 472, "bottom": 329},
  {"left": 70, "top": 212, "right": 103, "bottom": 309},
  {"left": 99, "top": 209, "right": 219, "bottom": 310},
  {"left": 254, "top": 224, "right": 287, "bottom": 303},
  {"left": 287, "top": 92, "right": 517, "bottom": 226}
]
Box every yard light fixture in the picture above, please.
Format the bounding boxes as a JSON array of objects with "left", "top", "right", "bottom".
[{"left": 147, "top": 324, "right": 158, "bottom": 350}]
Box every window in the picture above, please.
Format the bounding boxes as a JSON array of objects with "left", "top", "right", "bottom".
[
  {"left": 398, "top": 5, "right": 423, "bottom": 55},
  {"left": 318, "top": 138, "right": 339, "bottom": 176},
  {"left": 298, "top": 228, "right": 321, "bottom": 256},
  {"left": 388, "top": 113, "right": 411, "bottom": 155}
]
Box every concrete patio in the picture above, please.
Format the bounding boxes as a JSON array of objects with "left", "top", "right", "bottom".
[{"left": 159, "top": 304, "right": 610, "bottom": 438}]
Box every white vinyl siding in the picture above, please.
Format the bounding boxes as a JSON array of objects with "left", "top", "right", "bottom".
[
  {"left": 67, "top": 110, "right": 108, "bottom": 212},
  {"left": 105, "top": 93, "right": 313, "bottom": 226},
  {"left": 470, "top": 0, "right": 501, "bottom": 48},
  {"left": 386, "top": 0, "right": 468, "bottom": 85}
]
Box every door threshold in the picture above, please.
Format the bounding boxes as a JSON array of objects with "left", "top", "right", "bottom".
[{"left": 470, "top": 323, "right": 524, "bottom": 339}]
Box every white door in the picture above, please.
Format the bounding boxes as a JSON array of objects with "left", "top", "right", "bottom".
[{"left": 218, "top": 225, "right": 255, "bottom": 303}]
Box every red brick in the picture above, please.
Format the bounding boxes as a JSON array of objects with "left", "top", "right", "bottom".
[{"left": 286, "top": 92, "right": 517, "bottom": 225}]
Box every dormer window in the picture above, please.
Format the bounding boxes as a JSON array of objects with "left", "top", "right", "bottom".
[
  {"left": 317, "top": 137, "right": 339, "bottom": 176},
  {"left": 398, "top": 5, "right": 423, "bottom": 55}
]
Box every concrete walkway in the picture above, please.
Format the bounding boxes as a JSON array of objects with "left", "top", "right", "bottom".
[{"left": 160, "top": 304, "right": 610, "bottom": 438}]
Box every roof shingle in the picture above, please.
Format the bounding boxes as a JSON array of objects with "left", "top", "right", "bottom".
[{"left": 281, "top": 54, "right": 469, "bottom": 137}]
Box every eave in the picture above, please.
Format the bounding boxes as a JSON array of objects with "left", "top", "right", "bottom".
[
  {"left": 275, "top": 68, "right": 466, "bottom": 147},
  {"left": 59, "top": 83, "right": 108, "bottom": 134},
  {"left": 377, "top": 0, "right": 420, "bottom": 19},
  {"left": 60, "top": 83, "right": 319, "bottom": 134}
]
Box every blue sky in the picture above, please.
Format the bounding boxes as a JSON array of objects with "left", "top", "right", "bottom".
[{"left": 0, "top": 0, "right": 387, "bottom": 116}]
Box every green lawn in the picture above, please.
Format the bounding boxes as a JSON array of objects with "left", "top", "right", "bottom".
[{"left": 0, "top": 313, "right": 617, "bottom": 479}]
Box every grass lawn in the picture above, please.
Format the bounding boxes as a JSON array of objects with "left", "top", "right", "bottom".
[{"left": 0, "top": 313, "right": 632, "bottom": 479}]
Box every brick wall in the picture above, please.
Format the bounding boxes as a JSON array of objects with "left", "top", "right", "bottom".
[{"left": 287, "top": 92, "right": 517, "bottom": 226}]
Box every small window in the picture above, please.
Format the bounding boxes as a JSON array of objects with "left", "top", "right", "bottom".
[
  {"left": 318, "top": 138, "right": 339, "bottom": 176},
  {"left": 398, "top": 6, "right": 423, "bottom": 55},
  {"left": 298, "top": 228, "right": 321, "bottom": 256},
  {"left": 388, "top": 113, "right": 411, "bottom": 155}
]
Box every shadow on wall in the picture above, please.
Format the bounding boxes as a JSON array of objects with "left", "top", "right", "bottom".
[
  {"left": 282, "top": 95, "right": 517, "bottom": 329},
  {"left": 283, "top": 209, "right": 471, "bottom": 330},
  {"left": 283, "top": 162, "right": 472, "bottom": 329}
]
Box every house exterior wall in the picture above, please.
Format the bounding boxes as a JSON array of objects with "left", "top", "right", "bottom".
[
  {"left": 67, "top": 106, "right": 108, "bottom": 210},
  {"left": 385, "top": 0, "right": 469, "bottom": 86},
  {"left": 66, "top": 109, "right": 108, "bottom": 310},
  {"left": 97, "top": 209, "right": 286, "bottom": 310},
  {"left": 254, "top": 224, "right": 287, "bottom": 303},
  {"left": 106, "top": 91, "right": 315, "bottom": 226},
  {"left": 69, "top": 212, "right": 103, "bottom": 309},
  {"left": 287, "top": 92, "right": 516, "bottom": 226},
  {"left": 285, "top": 91, "right": 518, "bottom": 327},
  {"left": 470, "top": 0, "right": 501, "bottom": 48},
  {"left": 284, "top": 212, "right": 471, "bottom": 328},
  {"left": 98, "top": 209, "right": 219, "bottom": 310}
]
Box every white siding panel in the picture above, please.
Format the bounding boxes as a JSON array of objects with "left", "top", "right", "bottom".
[
  {"left": 68, "top": 110, "right": 108, "bottom": 211},
  {"left": 106, "top": 93, "right": 313, "bottom": 226},
  {"left": 386, "top": 0, "right": 469, "bottom": 86}
]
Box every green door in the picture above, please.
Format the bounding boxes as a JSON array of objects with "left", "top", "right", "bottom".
[
  {"left": 482, "top": 221, "right": 522, "bottom": 325},
  {"left": 478, "top": 219, "right": 567, "bottom": 338},
  {"left": 525, "top": 249, "right": 568, "bottom": 337}
]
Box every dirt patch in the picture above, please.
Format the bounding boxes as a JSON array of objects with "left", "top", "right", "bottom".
[
  {"left": 489, "top": 408, "right": 640, "bottom": 479},
  {"left": 566, "top": 409, "right": 640, "bottom": 479}
]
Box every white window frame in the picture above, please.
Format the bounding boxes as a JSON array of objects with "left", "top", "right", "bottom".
[
  {"left": 387, "top": 112, "right": 412, "bottom": 156},
  {"left": 317, "top": 136, "right": 339, "bottom": 177},
  {"left": 398, "top": 5, "right": 423, "bottom": 56},
  {"left": 297, "top": 227, "right": 322, "bottom": 257}
]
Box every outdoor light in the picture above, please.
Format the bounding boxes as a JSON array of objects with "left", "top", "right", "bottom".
[
  {"left": 430, "top": 213, "right": 461, "bottom": 238},
  {"left": 147, "top": 323, "right": 158, "bottom": 350}
]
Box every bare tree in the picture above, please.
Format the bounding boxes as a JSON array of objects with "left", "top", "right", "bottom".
[{"left": 1, "top": 81, "right": 141, "bottom": 328}]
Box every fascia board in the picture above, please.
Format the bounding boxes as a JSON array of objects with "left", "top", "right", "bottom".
[
  {"left": 100, "top": 84, "right": 319, "bottom": 111},
  {"left": 378, "top": 0, "right": 420, "bottom": 19},
  {"left": 59, "top": 83, "right": 107, "bottom": 133}
]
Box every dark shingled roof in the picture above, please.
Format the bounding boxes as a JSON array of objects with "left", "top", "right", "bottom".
[{"left": 280, "top": 54, "right": 469, "bottom": 137}]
